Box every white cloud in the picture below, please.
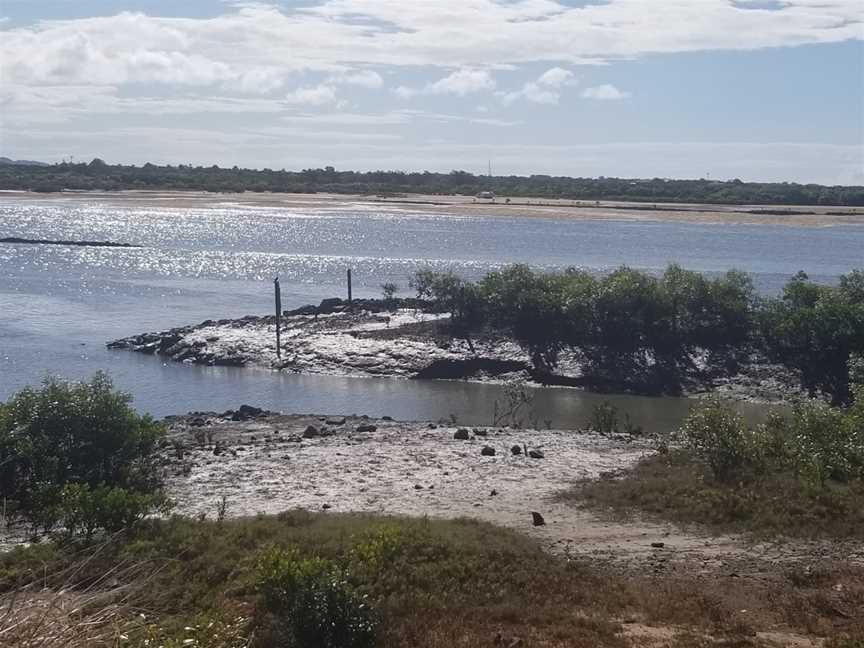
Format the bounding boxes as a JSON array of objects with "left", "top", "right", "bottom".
[
  {"left": 328, "top": 69, "right": 383, "bottom": 88},
  {"left": 396, "top": 69, "right": 496, "bottom": 98},
  {"left": 284, "top": 84, "right": 338, "bottom": 105},
  {"left": 500, "top": 67, "right": 576, "bottom": 105},
  {"left": 581, "top": 84, "right": 631, "bottom": 100},
  {"left": 537, "top": 67, "right": 575, "bottom": 88},
  {"left": 1, "top": 1, "right": 860, "bottom": 95}
]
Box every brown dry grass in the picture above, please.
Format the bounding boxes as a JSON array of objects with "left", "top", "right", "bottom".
[{"left": 1, "top": 513, "right": 861, "bottom": 647}]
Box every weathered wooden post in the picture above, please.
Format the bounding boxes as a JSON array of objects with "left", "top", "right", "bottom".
[
  {"left": 347, "top": 268, "right": 353, "bottom": 309},
  {"left": 274, "top": 276, "right": 282, "bottom": 359}
]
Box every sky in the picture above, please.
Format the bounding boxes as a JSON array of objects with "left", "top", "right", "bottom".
[{"left": 0, "top": 0, "right": 862, "bottom": 184}]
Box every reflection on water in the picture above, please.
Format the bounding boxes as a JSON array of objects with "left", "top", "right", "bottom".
[{"left": 1, "top": 196, "right": 858, "bottom": 426}]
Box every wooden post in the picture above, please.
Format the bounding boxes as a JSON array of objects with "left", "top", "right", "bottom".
[
  {"left": 274, "top": 277, "right": 282, "bottom": 359},
  {"left": 347, "top": 268, "right": 353, "bottom": 309}
]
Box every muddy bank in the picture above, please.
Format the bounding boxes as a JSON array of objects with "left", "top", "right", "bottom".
[
  {"left": 158, "top": 410, "right": 863, "bottom": 575},
  {"left": 108, "top": 298, "right": 805, "bottom": 403}
]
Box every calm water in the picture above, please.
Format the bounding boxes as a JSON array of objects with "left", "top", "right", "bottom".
[{"left": 1, "top": 195, "right": 861, "bottom": 429}]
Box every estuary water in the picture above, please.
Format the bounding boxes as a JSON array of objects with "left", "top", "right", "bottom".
[{"left": 1, "top": 193, "right": 862, "bottom": 430}]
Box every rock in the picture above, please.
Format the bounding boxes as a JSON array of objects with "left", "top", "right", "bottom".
[
  {"left": 414, "top": 484, "right": 424, "bottom": 490},
  {"left": 428, "top": 423, "right": 437, "bottom": 429},
  {"left": 318, "top": 297, "right": 343, "bottom": 313},
  {"left": 303, "top": 425, "right": 320, "bottom": 438},
  {"left": 651, "top": 542, "right": 665, "bottom": 549},
  {"left": 382, "top": 415, "right": 394, "bottom": 421},
  {"left": 481, "top": 446, "right": 496, "bottom": 457},
  {"left": 473, "top": 428, "right": 488, "bottom": 437},
  {"left": 238, "top": 404, "right": 263, "bottom": 418},
  {"left": 322, "top": 503, "right": 332, "bottom": 510},
  {"left": 454, "top": 428, "right": 471, "bottom": 440},
  {"left": 531, "top": 512, "right": 546, "bottom": 526},
  {"left": 528, "top": 449, "right": 545, "bottom": 460},
  {"left": 510, "top": 445, "right": 522, "bottom": 455},
  {"left": 326, "top": 416, "right": 346, "bottom": 426},
  {"left": 213, "top": 443, "right": 225, "bottom": 456},
  {"left": 490, "top": 489, "right": 498, "bottom": 497},
  {"left": 189, "top": 417, "right": 207, "bottom": 427},
  {"left": 356, "top": 423, "right": 377, "bottom": 433}
]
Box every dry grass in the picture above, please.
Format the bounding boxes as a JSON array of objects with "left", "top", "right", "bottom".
[{"left": 1, "top": 513, "right": 861, "bottom": 647}]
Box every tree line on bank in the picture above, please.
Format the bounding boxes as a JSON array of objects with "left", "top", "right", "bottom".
[
  {"left": 409, "top": 264, "right": 864, "bottom": 404},
  {"left": 1, "top": 159, "right": 863, "bottom": 206}
]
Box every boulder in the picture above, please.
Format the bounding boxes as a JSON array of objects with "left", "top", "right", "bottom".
[
  {"left": 356, "top": 423, "right": 377, "bottom": 433},
  {"left": 481, "top": 446, "right": 496, "bottom": 457},
  {"left": 473, "top": 428, "right": 488, "bottom": 437},
  {"left": 326, "top": 416, "right": 347, "bottom": 426},
  {"left": 531, "top": 512, "right": 546, "bottom": 526},
  {"left": 303, "top": 425, "right": 320, "bottom": 438},
  {"left": 510, "top": 445, "right": 522, "bottom": 456},
  {"left": 528, "top": 449, "right": 545, "bottom": 460},
  {"left": 454, "top": 428, "right": 471, "bottom": 440}
]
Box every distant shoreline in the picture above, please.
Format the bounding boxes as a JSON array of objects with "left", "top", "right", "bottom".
[{"left": 2, "top": 189, "right": 864, "bottom": 227}]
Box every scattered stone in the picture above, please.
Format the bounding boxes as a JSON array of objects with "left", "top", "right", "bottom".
[
  {"left": 356, "top": 423, "right": 377, "bottom": 433},
  {"left": 213, "top": 443, "right": 224, "bottom": 456},
  {"left": 473, "top": 428, "right": 488, "bottom": 437},
  {"left": 428, "top": 423, "right": 437, "bottom": 429},
  {"left": 481, "top": 446, "right": 496, "bottom": 457},
  {"left": 510, "top": 445, "right": 522, "bottom": 455},
  {"left": 454, "top": 428, "right": 470, "bottom": 440},
  {"left": 490, "top": 489, "right": 498, "bottom": 497},
  {"left": 189, "top": 417, "right": 207, "bottom": 427},
  {"left": 303, "top": 425, "right": 320, "bottom": 439},
  {"left": 414, "top": 484, "right": 424, "bottom": 490},
  {"left": 322, "top": 503, "right": 332, "bottom": 510},
  {"left": 651, "top": 542, "right": 665, "bottom": 549},
  {"left": 531, "top": 512, "right": 546, "bottom": 526},
  {"left": 382, "top": 415, "right": 394, "bottom": 421},
  {"left": 528, "top": 449, "right": 545, "bottom": 459},
  {"left": 326, "top": 416, "right": 346, "bottom": 426}
]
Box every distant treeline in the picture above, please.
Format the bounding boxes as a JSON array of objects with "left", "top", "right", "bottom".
[{"left": 1, "top": 158, "right": 862, "bottom": 206}]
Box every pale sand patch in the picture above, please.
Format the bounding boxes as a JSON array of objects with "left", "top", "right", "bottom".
[
  {"left": 165, "top": 414, "right": 864, "bottom": 575},
  {"left": 3, "top": 190, "right": 862, "bottom": 227}
]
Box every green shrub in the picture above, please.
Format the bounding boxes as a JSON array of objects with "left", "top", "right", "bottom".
[
  {"left": 256, "top": 546, "right": 377, "bottom": 648},
  {"left": 589, "top": 401, "right": 619, "bottom": 434},
  {"left": 677, "top": 398, "right": 766, "bottom": 482},
  {"left": 0, "top": 373, "right": 167, "bottom": 534}
]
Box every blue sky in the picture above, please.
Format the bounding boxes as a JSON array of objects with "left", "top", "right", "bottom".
[{"left": 1, "top": 1, "right": 862, "bottom": 183}]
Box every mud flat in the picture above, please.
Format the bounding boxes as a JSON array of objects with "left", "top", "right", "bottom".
[
  {"left": 161, "top": 409, "right": 864, "bottom": 576},
  {"left": 108, "top": 298, "right": 806, "bottom": 403}
]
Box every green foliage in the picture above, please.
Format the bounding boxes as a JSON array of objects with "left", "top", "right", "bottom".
[
  {"left": 761, "top": 270, "right": 864, "bottom": 404},
  {"left": 0, "top": 373, "right": 167, "bottom": 534},
  {"left": 380, "top": 282, "right": 399, "bottom": 303},
  {"left": 589, "top": 402, "right": 619, "bottom": 435},
  {"left": 2, "top": 160, "right": 862, "bottom": 206},
  {"left": 256, "top": 547, "right": 376, "bottom": 648}
]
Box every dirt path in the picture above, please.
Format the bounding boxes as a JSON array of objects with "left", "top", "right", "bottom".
[{"left": 164, "top": 412, "right": 864, "bottom": 576}]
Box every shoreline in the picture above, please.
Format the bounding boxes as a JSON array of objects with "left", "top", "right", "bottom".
[
  {"left": 107, "top": 298, "right": 806, "bottom": 404},
  {"left": 3, "top": 188, "right": 864, "bottom": 227}
]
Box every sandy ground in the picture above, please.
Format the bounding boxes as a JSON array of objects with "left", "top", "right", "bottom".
[
  {"left": 3, "top": 189, "right": 863, "bottom": 227},
  {"left": 161, "top": 412, "right": 864, "bottom": 576}
]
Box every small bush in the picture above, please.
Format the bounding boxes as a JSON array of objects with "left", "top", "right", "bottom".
[
  {"left": 256, "top": 546, "right": 377, "bottom": 648},
  {"left": 677, "top": 398, "right": 765, "bottom": 482},
  {"left": 589, "top": 401, "right": 619, "bottom": 434},
  {"left": 0, "top": 373, "right": 167, "bottom": 535}
]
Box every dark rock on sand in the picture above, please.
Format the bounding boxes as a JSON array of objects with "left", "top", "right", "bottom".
[
  {"left": 454, "top": 428, "right": 470, "bottom": 440},
  {"left": 303, "top": 425, "right": 320, "bottom": 438},
  {"left": 481, "top": 446, "right": 496, "bottom": 457},
  {"left": 356, "top": 423, "right": 377, "bottom": 433},
  {"left": 529, "top": 449, "right": 545, "bottom": 460},
  {"left": 511, "top": 445, "right": 523, "bottom": 456},
  {"left": 531, "top": 512, "right": 546, "bottom": 526}
]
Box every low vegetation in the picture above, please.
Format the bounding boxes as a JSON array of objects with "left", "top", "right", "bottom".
[
  {"left": 573, "top": 383, "right": 864, "bottom": 538},
  {"left": 411, "top": 264, "right": 864, "bottom": 404},
  {"left": 2, "top": 159, "right": 862, "bottom": 205},
  {"left": 2, "top": 513, "right": 863, "bottom": 647}
]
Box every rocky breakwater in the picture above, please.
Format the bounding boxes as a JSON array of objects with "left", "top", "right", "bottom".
[{"left": 107, "top": 297, "right": 531, "bottom": 379}]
